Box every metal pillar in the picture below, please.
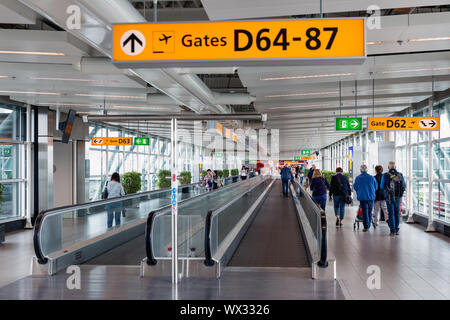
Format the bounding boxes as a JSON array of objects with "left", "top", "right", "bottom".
[
  {"left": 171, "top": 118, "right": 179, "bottom": 284},
  {"left": 426, "top": 98, "right": 436, "bottom": 232},
  {"left": 406, "top": 116, "right": 414, "bottom": 223},
  {"left": 25, "top": 104, "right": 32, "bottom": 228}
]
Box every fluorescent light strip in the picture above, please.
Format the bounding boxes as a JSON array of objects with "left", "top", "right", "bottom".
[
  {"left": 367, "top": 41, "right": 383, "bottom": 45},
  {"left": 31, "top": 77, "right": 119, "bottom": 83},
  {"left": 0, "top": 90, "right": 59, "bottom": 95},
  {"left": 74, "top": 93, "right": 145, "bottom": 100},
  {"left": 110, "top": 105, "right": 169, "bottom": 111},
  {"left": 409, "top": 37, "right": 450, "bottom": 42},
  {"left": 261, "top": 73, "right": 354, "bottom": 81},
  {"left": 382, "top": 66, "right": 450, "bottom": 74},
  {"left": 265, "top": 91, "right": 338, "bottom": 98},
  {"left": 268, "top": 103, "right": 330, "bottom": 110},
  {"left": 0, "top": 75, "right": 8, "bottom": 79},
  {"left": 36, "top": 102, "right": 94, "bottom": 107},
  {"left": 0, "top": 50, "right": 65, "bottom": 56}
]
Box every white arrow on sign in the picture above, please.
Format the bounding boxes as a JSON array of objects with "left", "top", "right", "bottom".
[{"left": 351, "top": 120, "right": 359, "bottom": 128}]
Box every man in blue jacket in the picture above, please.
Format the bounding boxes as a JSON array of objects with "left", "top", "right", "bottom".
[
  {"left": 353, "top": 164, "right": 378, "bottom": 232},
  {"left": 381, "top": 161, "right": 406, "bottom": 236},
  {"left": 280, "top": 163, "right": 293, "bottom": 197}
]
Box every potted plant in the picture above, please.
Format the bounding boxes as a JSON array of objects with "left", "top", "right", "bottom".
[
  {"left": 157, "top": 169, "right": 171, "bottom": 189},
  {"left": 231, "top": 169, "right": 239, "bottom": 183},
  {"left": 121, "top": 171, "right": 142, "bottom": 194},
  {"left": 223, "top": 169, "right": 230, "bottom": 185},
  {"left": 179, "top": 171, "right": 192, "bottom": 193}
]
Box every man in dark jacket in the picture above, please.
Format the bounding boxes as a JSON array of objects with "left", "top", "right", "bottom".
[
  {"left": 329, "top": 167, "right": 351, "bottom": 226},
  {"left": 307, "top": 164, "right": 316, "bottom": 189},
  {"left": 373, "top": 165, "right": 388, "bottom": 226},
  {"left": 381, "top": 161, "right": 406, "bottom": 236},
  {"left": 280, "top": 163, "right": 293, "bottom": 197}
]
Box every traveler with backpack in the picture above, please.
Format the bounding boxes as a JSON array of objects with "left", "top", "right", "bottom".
[
  {"left": 373, "top": 165, "right": 389, "bottom": 226},
  {"left": 381, "top": 161, "right": 406, "bottom": 236},
  {"left": 102, "top": 172, "right": 126, "bottom": 228},
  {"left": 280, "top": 163, "right": 293, "bottom": 197},
  {"left": 306, "top": 164, "right": 316, "bottom": 189},
  {"left": 329, "top": 167, "right": 351, "bottom": 227},
  {"left": 353, "top": 164, "right": 378, "bottom": 232},
  {"left": 310, "top": 169, "right": 330, "bottom": 211}
]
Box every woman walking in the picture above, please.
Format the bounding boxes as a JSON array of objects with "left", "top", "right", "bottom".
[{"left": 310, "top": 169, "right": 330, "bottom": 211}]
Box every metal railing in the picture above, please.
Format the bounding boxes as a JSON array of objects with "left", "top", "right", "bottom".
[{"left": 292, "top": 180, "right": 328, "bottom": 268}]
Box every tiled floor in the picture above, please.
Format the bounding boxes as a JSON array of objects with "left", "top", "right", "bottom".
[{"left": 327, "top": 202, "right": 450, "bottom": 300}]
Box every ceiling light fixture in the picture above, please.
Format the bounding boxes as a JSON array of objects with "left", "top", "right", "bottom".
[
  {"left": 110, "top": 105, "right": 169, "bottom": 111},
  {"left": 0, "top": 50, "right": 65, "bottom": 56},
  {"left": 408, "top": 36, "right": 450, "bottom": 42},
  {"left": 260, "top": 73, "right": 354, "bottom": 81},
  {"left": 267, "top": 103, "right": 330, "bottom": 110},
  {"left": 74, "top": 93, "right": 145, "bottom": 100},
  {"left": 35, "top": 102, "right": 95, "bottom": 107},
  {"left": 382, "top": 66, "right": 450, "bottom": 74},
  {"left": 265, "top": 91, "right": 338, "bottom": 98},
  {"left": 367, "top": 41, "right": 383, "bottom": 45},
  {"left": 31, "top": 77, "right": 119, "bottom": 83},
  {"left": 0, "top": 90, "right": 59, "bottom": 95},
  {"left": 0, "top": 75, "right": 9, "bottom": 79}
]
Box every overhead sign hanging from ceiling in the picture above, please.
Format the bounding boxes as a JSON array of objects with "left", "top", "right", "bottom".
[
  {"left": 368, "top": 117, "right": 440, "bottom": 131},
  {"left": 112, "top": 18, "right": 366, "bottom": 68}
]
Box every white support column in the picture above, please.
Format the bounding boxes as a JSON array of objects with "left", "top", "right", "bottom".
[
  {"left": 25, "top": 104, "right": 32, "bottom": 229},
  {"left": 426, "top": 98, "right": 436, "bottom": 232},
  {"left": 72, "top": 140, "right": 78, "bottom": 205},
  {"left": 406, "top": 120, "right": 414, "bottom": 223},
  {"left": 170, "top": 118, "right": 179, "bottom": 284}
]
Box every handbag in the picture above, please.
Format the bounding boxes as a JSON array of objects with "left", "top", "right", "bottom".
[
  {"left": 336, "top": 175, "right": 352, "bottom": 204},
  {"left": 101, "top": 181, "right": 109, "bottom": 200}
]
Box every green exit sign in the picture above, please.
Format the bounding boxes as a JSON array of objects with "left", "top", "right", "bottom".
[
  {"left": 336, "top": 117, "right": 362, "bottom": 131},
  {"left": 294, "top": 156, "right": 300, "bottom": 160},
  {"left": 216, "top": 153, "right": 223, "bottom": 157},
  {"left": 134, "top": 137, "right": 149, "bottom": 145},
  {"left": 301, "top": 150, "right": 310, "bottom": 156}
]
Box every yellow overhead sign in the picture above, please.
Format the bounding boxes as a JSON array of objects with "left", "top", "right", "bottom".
[
  {"left": 113, "top": 18, "right": 366, "bottom": 67},
  {"left": 301, "top": 156, "right": 316, "bottom": 160},
  {"left": 368, "top": 117, "right": 440, "bottom": 131},
  {"left": 91, "top": 137, "right": 132, "bottom": 146}
]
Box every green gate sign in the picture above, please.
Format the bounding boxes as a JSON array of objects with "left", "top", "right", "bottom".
[
  {"left": 301, "top": 150, "right": 310, "bottom": 156},
  {"left": 336, "top": 117, "right": 362, "bottom": 131},
  {"left": 294, "top": 156, "right": 300, "bottom": 160}
]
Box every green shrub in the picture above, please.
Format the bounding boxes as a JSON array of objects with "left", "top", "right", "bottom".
[
  {"left": 222, "top": 169, "right": 229, "bottom": 178},
  {"left": 304, "top": 169, "right": 349, "bottom": 183},
  {"left": 121, "top": 171, "right": 142, "bottom": 194},
  {"left": 230, "top": 169, "right": 239, "bottom": 176},
  {"left": 157, "top": 169, "right": 171, "bottom": 189},
  {"left": 216, "top": 170, "right": 223, "bottom": 178},
  {"left": 179, "top": 171, "right": 192, "bottom": 185},
  {"left": 201, "top": 170, "right": 207, "bottom": 178},
  {"left": 0, "top": 183, "right": 4, "bottom": 204}
]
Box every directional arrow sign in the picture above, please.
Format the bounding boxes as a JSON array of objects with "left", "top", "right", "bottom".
[
  {"left": 336, "top": 117, "right": 362, "bottom": 131},
  {"left": 368, "top": 117, "right": 440, "bottom": 131},
  {"left": 120, "top": 30, "right": 146, "bottom": 56}
]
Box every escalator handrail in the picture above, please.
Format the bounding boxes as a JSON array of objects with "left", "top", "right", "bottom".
[
  {"left": 292, "top": 179, "right": 328, "bottom": 268},
  {"left": 145, "top": 175, "right": 258, "bottom": 264},
  {"left": 33, "top": 182, "right": 201, "bottom": 265}
]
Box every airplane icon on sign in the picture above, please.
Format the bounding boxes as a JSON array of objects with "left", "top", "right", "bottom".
[{"left": 159, "top": 33, "right": 172, "bottom": 44}]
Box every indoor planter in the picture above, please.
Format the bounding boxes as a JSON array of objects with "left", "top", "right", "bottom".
[
  {"left": 231, "top": 169, "right": 239, "bottom": 183},
  {"left": 179, "top": 171, "right": 192, "bottom": 193},
  {"left": 223, "top": 169, "right": 230, "bottom": 185},
  {"left": 157, "top": 169, "right": 171, "bottom": 189}
]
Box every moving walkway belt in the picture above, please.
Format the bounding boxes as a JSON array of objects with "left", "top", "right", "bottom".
[{"left": 228, "top": 180, "right": 309, "bottom": 268}]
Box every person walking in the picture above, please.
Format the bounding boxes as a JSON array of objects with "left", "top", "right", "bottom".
[
  {"left": 240, "top": 165, "right": 247, "bottom": 180},
  {"left": 310, "top": 169, "right": 330, "bottom": 211},
  {"left": 280, "top": 163, "right": 292, "bottom": 197},
  {"left": 103, "top": 172, "right": 126, "bottom": 228},
  {"left": 307, "top": 164, "right": 316, "bottom": 189},
  {"left": 329, "top": 167, "right": 351, "bottom": 227},
  {"left": 381, "top": 161, "right": 406, "bottom": 236},
  {"left": 204, "top": 169, "right": 213, "bottom": 191},
  {"left": 353, "top": 164, "right": 378, "bottom": 232},
  {"left": 373, "top": 165, "right": 389, "bottom": 227}
]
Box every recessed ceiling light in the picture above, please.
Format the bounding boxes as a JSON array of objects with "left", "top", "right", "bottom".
[
  {"left": 0, "top": 75, "right": 8, "bottom": 79},
  {"left": 0, "top": 90, "right": 59, "bottom": 95},
  {"left": 35, "top": 102, "right": 95, "bottom": 107},
  {"left": 268, "top": 103, "right": 330, "bottom": 110},
  {"left": 367, "top": 41, "right": 383, "bottom": 45},
  {"left": 0, "top": 50, "right": 65, "bottom": 56},
  {"left": 408, "top": 37, "right": 450, "bottom": 42},
  {"left": 261, "top": 73, "right": 354, "bottom": 81},
  {"left": 31, "top": 77, "right": 119, "bottom": 83},
  {"left": 74, "top": 93, "right": 145, "bottom": 100},
  {"left": 265, "top": 91, "right": 338, "bottom": 98},
  {"left": 110, "top": 105, "right": 169, "bottom": 111}
]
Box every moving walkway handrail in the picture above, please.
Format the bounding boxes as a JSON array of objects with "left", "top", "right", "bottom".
[
  {"left": 33, "top": 181, "right": 202, "bottom": 264},
  {"left": 203, "top": 176, "right": 269, "bottom": 267},
  {"left": 292, "top": 180, "right": 328, "bottom": 268},
  {"left": 145, "top": 175, "right": 259, "bottom": 265}
]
